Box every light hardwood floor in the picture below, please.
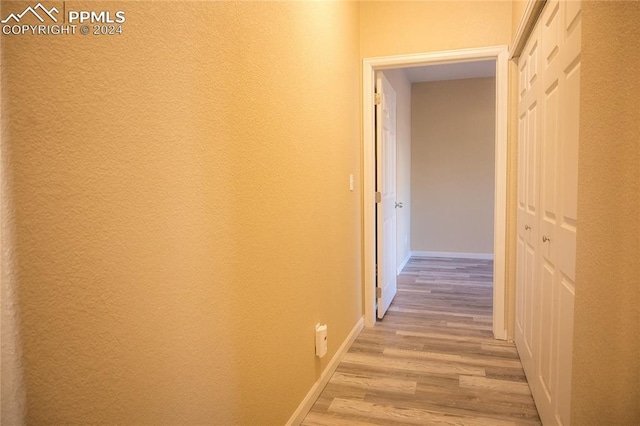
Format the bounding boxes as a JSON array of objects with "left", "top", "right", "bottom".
[{"left": 303, "top": 257, "right": 541, "bottom": 425}]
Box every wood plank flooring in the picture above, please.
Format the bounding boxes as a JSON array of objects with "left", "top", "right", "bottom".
[{"left": 302, "top": 257, "right": 540, "bottom": 425}]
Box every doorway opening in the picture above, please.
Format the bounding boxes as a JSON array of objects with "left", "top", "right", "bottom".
[{"left": 363, "top": 46, "right": 509, "bottom": 339}]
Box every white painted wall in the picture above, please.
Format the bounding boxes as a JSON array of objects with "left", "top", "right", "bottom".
[{"left": 411, "top": 77, "right": 495, "bottom": 255}]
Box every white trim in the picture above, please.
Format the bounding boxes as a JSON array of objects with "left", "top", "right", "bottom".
[
  {"left": 493, "top": 48, "right": 509, "bottom": 340},
  {"left": 397, "top": 252, "right": 412, "bottom": 275},
  {"left": 411, "top": 251, "right": 494, "bottom": 260},
  {"left": 363, "top": 59, "right": 376, "bottom": 327},
  {"left": 509, "top": 0, "right": 547, "bottom": 60},
  {"left": 363, "top": 46, "right": 509, "bottom": 339},
  {"left": 286, "top": 317, "right": 364, "bottom": 426}
]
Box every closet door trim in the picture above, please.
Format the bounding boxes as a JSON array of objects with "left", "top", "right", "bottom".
[{"left": 510, "top": 0, "right": 547, "bottom": 60}]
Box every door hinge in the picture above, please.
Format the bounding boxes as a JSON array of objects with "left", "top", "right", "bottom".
[
  {"left": 376, "top": 287, "right": 382, "bottom": 298},
  {"left": 374, "top": 93, "right": 381, "bottom": 105},
  {"left": 375, "top": 192, "right": 382, "bottom": 203}
]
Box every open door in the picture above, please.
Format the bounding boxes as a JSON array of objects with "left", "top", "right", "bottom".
[{"left": 376, "top": 72, "right": 397, "bottom": 319}]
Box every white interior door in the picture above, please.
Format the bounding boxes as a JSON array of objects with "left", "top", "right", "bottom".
[
  {"left": 376, "top": 72, "right": 397, "bottom": 319},
  {"left": 515, "top": 25, "right": 541, "bottom": 380}
]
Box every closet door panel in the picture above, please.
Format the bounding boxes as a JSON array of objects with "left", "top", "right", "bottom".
[
  {"left": 515, "top": 1, "right": 581, "bottom": 424},
  {"left": 515, "top": 26, "right": 540, "bottom": 383},
  {"left": 555, "top": 3, "right": 581, "bottom": 425},
  {"left": 536, "top": 2, "right": 563, "bottom": 423},
  {"left": 538, "top": 260, "right": 556, "bottom": 401}
]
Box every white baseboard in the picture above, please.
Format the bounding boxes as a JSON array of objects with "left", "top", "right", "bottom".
[
  {"left": 411, "top": 250, "right": 494, "bottom": 260},
  {"left": 397, "top": 252, "right": 412, "bottom": 275},
  {"left": 286, "top": 317, "right": 364, "bottom": 426}
]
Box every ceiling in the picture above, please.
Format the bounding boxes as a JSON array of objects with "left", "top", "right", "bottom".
[{"left": 403, "top": 60, "right": 496, "bottom": 83}]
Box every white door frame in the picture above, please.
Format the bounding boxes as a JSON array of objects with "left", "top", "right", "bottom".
[{"left": 362, "top": 46, "right": 509, "bottom": 340}]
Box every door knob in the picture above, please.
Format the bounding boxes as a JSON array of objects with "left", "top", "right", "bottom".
[
  {"left": 395, "top": 202, "right": 403, "bottom": 208},
  {"left": 542, "top": 236, "right": 551, "bottom": 243}
]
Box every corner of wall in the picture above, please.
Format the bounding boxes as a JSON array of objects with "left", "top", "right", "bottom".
[
  {"left": 286, "top": 318, "right": 363, "bottom": 425},
  {"left": 1, "top": 131, "right": 26, "bottom": 425}
]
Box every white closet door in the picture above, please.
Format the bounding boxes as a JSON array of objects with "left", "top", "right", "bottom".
[
  {"left": 515, "top": 22, "right": 541, "bottom": 386},
  {"left": 515, "top": 1, "right": 581, "bottom": 424},
  {"left": 536, "top": 1, "right": 581, "bottom": 424}
]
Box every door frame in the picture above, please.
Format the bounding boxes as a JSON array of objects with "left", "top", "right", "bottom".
[{"left": 362, "top": 46, "right": 509, "bottom": 340}]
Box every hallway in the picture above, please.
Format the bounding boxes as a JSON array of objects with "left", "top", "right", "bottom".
[{"left": 303, "top": 257, "right": 541, "bottom": 425}]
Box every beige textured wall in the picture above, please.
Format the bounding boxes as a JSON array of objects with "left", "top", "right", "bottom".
[
  {"left": 381, "top": 69, "right": 412, "bottom": 270},
  {"left": 1, "top": 86, "right": 25, "bottom": 423},
  {"left": 360, "top": 1, "right": 512, "bottom": 58},
  {"left": 411, "top": 78, "right": 495, "bottom": 254},
  {"left": 1, "top": 1, "right": 361, "bottom": 424},
  {"left": 511, "top": 0, "right": 528, "bottom": 39},
  {"left": 572, "top": 1, "right": 640, "bottom": 423}
]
